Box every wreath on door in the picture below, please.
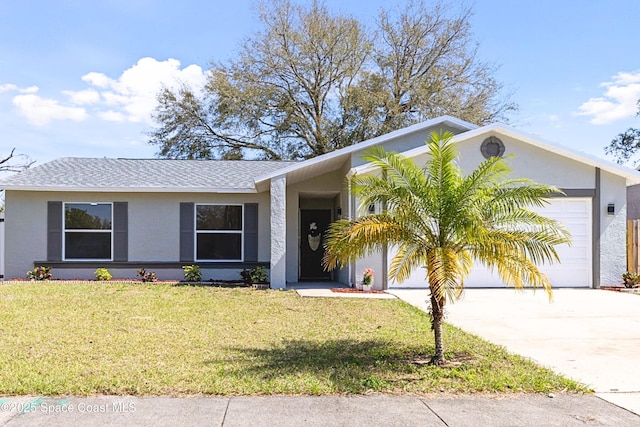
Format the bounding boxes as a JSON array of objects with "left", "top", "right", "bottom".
[{"left": 307, "top": 222, "right": 321, "bottom": 251}]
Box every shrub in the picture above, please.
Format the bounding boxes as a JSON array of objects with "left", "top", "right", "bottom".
[
  {"left": 27, "top": 266, "right": 53, "bottom": 281},
  {"left": 240, "top": 266, "right": 268, "bottom": 285},
  {"left": 94, "top": 268, "right": 112, "bottom": 281},
  {"left": 137, "top": 268, "right": 158, "bottom": 283},
  {"left": 622, "top": 272, "right": 640, "bottom": 288},
  {"left": 182, "top": 265, "right": 202, "bottom": 282},
  {"left": 362, "top": 268, "right": 374, "bottom": 286}
]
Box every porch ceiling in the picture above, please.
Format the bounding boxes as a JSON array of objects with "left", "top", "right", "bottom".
[
  {"left": 254, "top": 155, "right": 348, "bottom": 192},
  {"left": 299, "top": 191, "right": 340, "bottom": 199},
  {"left": 283, "top": 156, "right": 347, "bottom": 185}
]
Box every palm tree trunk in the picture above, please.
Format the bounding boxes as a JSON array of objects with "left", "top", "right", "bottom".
[{"left": 430, "top": 293, "right": 446, "bottom": 366}]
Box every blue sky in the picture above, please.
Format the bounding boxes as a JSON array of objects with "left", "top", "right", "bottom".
[{"left": 1, "top": 0, "right": 639, "bottom": 169}]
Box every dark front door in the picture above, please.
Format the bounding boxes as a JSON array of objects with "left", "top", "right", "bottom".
[{"left": 300, "top": 209, "right": 332, "bottom": 280}]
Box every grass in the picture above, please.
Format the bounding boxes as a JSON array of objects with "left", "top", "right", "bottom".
[{"left": 0, "top": 282, "right": 588, "bottom": 396}]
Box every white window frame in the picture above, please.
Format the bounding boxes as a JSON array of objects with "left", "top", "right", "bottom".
[
  {"left": 63, "top": 202, "right": 113, "bottom": 261},
  {"left": 195, "top": 204, "right": 244, "bottom": 262}
]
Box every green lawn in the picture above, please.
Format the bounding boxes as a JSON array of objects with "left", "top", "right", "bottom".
[{"left": 0, "top": 282, "right": 587, "bottom": 395}]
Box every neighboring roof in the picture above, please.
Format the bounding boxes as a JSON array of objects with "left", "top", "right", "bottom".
[
  {"left": 0, "top": 158, "right": 297, "bottom": 192},
  {"left": 352, "top": 123, "right": 640, "bottom": 185},
  {"left": 254, "top": 115, "right": 477, "bottom": 189}
]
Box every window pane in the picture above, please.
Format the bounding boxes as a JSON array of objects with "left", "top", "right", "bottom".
[
  {"left": 196, "top": 205, "right": 242, "bottom": 230},
  {"left": 65, "top": 232, "right": 111, "bottom": 259},
  {"left": 65, "top": 204, "right": 112, "bottom": 230},
  {"left": 197, "top": 233, "right": 242, "bottom": 260}
]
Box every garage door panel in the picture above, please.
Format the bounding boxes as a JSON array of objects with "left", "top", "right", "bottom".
[
  {"left": 389, "top": 198, "right": 592, "bottom": 289},
  {"left": 566, "top": 200, "right": 589, "bottom": 211},
  {"left": 465, "top": 198, "right": 592, "bottom": 288},
  {"left": 386, "top": 249, "right": 428, "bottom": 288}
]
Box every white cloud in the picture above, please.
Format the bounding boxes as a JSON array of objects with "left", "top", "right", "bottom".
[
  {"left": 101, "top": 91, "right": 130, "bottom": 106},
  {"left": 575, "top": 71, "right": 640, "bottom": 124},
  {"left": 98, "top": 110, "right": 126, "bottom": 122},
  {"left": 63, "top": 89, "right": 100, "bottom": 105},
  {"left": 0, "top": 84, "right": 37, "bottom": 93},
  {"left": 82, "top": 72, "right": 114, "bottom": 88},
  {"left": 81, "top": 57, "right": 207, "bottom": 123},
  {"left": 12, "top": 94, "right": 89, "bottom": 126},
  {"left": 8, "top": 57, "right": 206, "bottom": 127},
  {"left": 0, "top": 83, "right": 18, "bottom": 93},
  {"left": 20, "top": 86, "right": 39, "bottom": 94}
]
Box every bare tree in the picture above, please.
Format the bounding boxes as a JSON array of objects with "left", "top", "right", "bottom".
[
  {"left": 351, "top": 1, "right": 515, "bottom": 137},
  {"left": 0, "top": 148, "right": 34, "bottom": 212},
  {"left": 0, "top": 148, "right": 34, "bottom": 173},
  {"left": 149, "top": 0, "right": 516, "bottom": 160}
]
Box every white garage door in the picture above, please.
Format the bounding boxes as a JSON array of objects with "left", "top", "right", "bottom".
[{"left": 388, "top": 198, "right": 592, "bottom": 289}]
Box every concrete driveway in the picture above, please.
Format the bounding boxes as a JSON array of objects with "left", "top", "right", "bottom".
[{"left": 390, "top": 288, "right": 640, "bottom": 415}]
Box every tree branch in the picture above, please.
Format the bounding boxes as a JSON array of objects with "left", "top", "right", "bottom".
[{"left": 0, "top": 148, "right": 35, "bottom": 173}]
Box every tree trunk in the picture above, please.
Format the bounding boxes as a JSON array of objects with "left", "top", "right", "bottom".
[{"left": 430, "top": 293, "right": 446, "bottom": 366}]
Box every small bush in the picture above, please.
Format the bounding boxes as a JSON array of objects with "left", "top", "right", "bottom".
[
  {"left": 94, "top": 268, "right": 112, "bottom": 281},
  {"left": 182, "top": 265, "right": 202, "bottom": 282},
  {"left": 27, "top": 266, "right": 53, "bottom": 281},
  {"left": 137, "top": 268, "right": 158, "bottom": 283},
  {"left": 622, "top": 272, "right": 640, "bottom": 288},
  {"left": 240, "top": 266, "right": 268, "bottom": 285}
]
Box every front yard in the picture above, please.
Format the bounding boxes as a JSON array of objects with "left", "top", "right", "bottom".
[{"left": 0, "top": 283, "right": 587, "bottom": 395}]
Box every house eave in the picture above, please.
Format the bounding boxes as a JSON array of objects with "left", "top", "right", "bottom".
[
  {"left": 253, "top": 115, "right": 477, "bottom": 185},
  {"left": 1, "top": 186, "right": 259, "bottom": 193}
]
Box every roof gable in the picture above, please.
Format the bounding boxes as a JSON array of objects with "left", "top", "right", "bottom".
[{"left": 354, "top": 123, "right": 640, "bottom": 185}]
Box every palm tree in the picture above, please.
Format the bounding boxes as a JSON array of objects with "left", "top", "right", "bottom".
[{"left": 323, "top": 131, "right": 571, "bottom": 365}]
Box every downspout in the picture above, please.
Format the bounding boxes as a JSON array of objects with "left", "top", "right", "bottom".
[
  {"left": 594, "top": 167, "right": 601, "bottom": 288},
  {"left": 381, "top": 170, "right": 388, "bottom": 290},
  {"left": 348, "top": 176, "right": 356, "bottom": 287}
]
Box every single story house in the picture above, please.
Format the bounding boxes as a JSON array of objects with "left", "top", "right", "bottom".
[{"left": 2, "top": 116, "right": 640, "bottom": 289}]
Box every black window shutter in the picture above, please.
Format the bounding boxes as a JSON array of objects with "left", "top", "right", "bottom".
[
  {"left": 113, "top": 202, "right": 128, "bottom": 261},
  {"left": 180, "top": 203, "right": 195, "bottom": 262},
  {"left": 47, "top": 201, "right": 63, "bottom": 261},
  {"left": 244, "top": 203, "right": 258, "bottom": 262}
]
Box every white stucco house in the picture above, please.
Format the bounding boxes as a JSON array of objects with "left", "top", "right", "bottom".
[{"left": 2, "top": 116, "right": 640, "bottom": 288}]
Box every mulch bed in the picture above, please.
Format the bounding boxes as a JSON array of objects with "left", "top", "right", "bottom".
[
  {"left": 331, "top": 287, "right": 388, "bottom": 294},
  {"left": 3, "top": 279, "right": 266, "bottom": 288}
]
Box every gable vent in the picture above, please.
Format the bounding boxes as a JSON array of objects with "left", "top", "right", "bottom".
[{"left": 481, "top": 136, "right": 505, "bottom": 159}]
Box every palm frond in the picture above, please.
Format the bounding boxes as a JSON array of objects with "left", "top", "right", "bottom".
[
  {"left": 359, "top": 147, "right": 426, "bottom": 193},
  {"left": 322, "top": 215, "right": 407, "bottom": 270},
  {"left": 492, "top": 250, "right": 553, "bottom": 299},
  {"left": 325, "top": 131, "right": 568, "bottom": 307},
  {"left": 488, "top": 184, "right": 565, "bottom": 213},
  {"left": 388, "top": 240, "right": 428, "bottom": 284},
  {"left": 426, "top": 247, "right": 467, "bottom": 304}
]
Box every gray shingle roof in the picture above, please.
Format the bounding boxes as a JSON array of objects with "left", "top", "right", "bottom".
[{"left": 0, "top": 158, "right": 297, "bottom": 192}]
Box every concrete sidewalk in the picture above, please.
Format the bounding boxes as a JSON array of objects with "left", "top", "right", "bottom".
[
  {"left": 391, "top": 288, "right": 640, "bottom": 416},
  {"left": 1, "top": 394, "right": 638, "bottom": 426}
]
